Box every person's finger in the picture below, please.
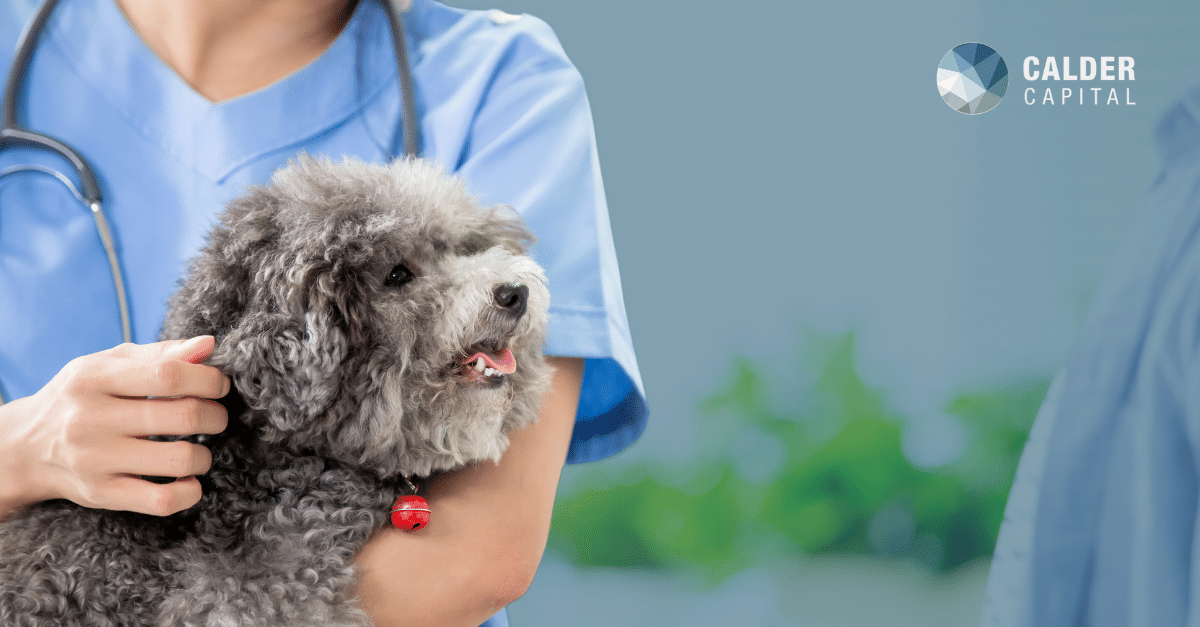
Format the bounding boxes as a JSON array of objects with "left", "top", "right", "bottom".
[
  {"left": 149, "top": 335, "right": 229, "bottom": 396},
  {"left": 105, "top": 438, "right": 214, "bottom": 479},
  {"left": 99, "top": 360, "right": 228, "bottom": 399},
  {"left": 99, "top": 475, "right": 204, "bottom": 516},
  {"left": 159, "top": 335, "right": 216, "bottom": 365},
  {"left": 104, "top": 336, "right": 213, "bottom": 363},
  {"left": 65, "top": 344, "right": 230, "bottom": 399},
  {"left": 117, "top": 396, "right": 229, "bottom": 437}
]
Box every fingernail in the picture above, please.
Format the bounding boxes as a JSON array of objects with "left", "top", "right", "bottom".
[
  {"left": 181, "top": 335, "right": 209, "bottom": 350},
  {"left": 177, "top": 336, "right": 214, "bottom": 364}
]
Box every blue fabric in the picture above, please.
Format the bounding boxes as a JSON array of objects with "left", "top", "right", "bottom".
[
  {"left": 0, "top": 0, "right": 647, "bottom": 463},
  {"left": 0, "top": 1, "right": 648, "bottom": 624},
  {"left": 983, "top": 83, "right": 1200, "bottom": 627}
]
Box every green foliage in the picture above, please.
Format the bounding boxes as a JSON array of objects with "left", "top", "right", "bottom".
[{"left": 548, "top": 332, "right": 1049, "bottom": 581}]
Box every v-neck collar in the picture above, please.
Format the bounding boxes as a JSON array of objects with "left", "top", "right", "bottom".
[{"left": 44, "top": 0, "right": 401, "bottom": 182}]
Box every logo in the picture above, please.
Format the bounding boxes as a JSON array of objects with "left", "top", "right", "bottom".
[
  {"left": 937, "top": 43, "right": 1009, "bottom": 114},
  {"left": 1021, "top": 57, "right": 1135, "bottom": 106}
]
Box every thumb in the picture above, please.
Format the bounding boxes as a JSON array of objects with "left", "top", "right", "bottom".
[{"left": 161, "top": 335, "right": 216, "bottom": 365}]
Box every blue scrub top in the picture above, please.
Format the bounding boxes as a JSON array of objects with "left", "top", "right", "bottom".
[
  {"left": 0, "top": 0, "right": 648, "bottom": 624},
  {"left": 983, "top": 83, "right": 1200, "bottom": 626}
]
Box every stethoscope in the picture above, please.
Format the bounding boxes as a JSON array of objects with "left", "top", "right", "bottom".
[{"left": 0, "top": 0, "right": 421, "bottom": 403}]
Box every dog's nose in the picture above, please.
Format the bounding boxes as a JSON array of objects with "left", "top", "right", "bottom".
[{"left": 493, "top": 283, "right": 528, "bottom": 319}]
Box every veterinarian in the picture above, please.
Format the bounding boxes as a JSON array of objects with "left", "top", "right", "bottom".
[
  {"left": 981, "top": 87, "right": 1200, "bottom": 625},
  {"left": 0, "top": 1, "right": 648, "bottom": 626}
]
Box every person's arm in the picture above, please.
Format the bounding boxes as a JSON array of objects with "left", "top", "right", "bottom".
[
  {"left": 353, "top": 356, "right": 582, "bottom": 627},
  {"left": 0, "top": 337, "right": 230, "bottom": 521}
]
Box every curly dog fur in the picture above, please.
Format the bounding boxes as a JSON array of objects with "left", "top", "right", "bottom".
[{"left": 0, "top": 157, "right": 553, "bottom": 626}]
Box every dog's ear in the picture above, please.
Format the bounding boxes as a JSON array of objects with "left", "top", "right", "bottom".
[
  {"left": 219, "top": 241, "right": 371, "bottom": 438},
  {"left": 162, "top": 188, "right": 356, "bottom": 438},
  {"left": 210, "top": 309, "right": 349, "bottom": 438}
]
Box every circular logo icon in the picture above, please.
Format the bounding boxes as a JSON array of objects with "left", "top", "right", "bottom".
[{"left": 937, "top": 43, "right": 1008, "bottom": 114}]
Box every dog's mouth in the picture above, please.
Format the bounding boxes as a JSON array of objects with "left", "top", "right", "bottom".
[{"left": 456, "top": 344, "right": 517, "bottom": 388}]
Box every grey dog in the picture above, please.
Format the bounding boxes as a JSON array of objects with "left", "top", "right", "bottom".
[{"left": 0, "top": 157, "right": 553, "bottom": 626}]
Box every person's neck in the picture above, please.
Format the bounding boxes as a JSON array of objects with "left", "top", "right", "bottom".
[{"left": 115, "top": 0, "right": 357, "bottom": 103}]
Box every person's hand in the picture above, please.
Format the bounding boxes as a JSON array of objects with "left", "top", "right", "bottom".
[{"left": 0, "top": 336, "right": 230, "bottom": 520}]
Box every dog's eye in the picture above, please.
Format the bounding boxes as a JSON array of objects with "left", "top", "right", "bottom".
[{"left": 385, "top": 264, "right": 415, "bottom": 289}]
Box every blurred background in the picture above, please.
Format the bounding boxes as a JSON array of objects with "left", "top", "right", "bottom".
[{"left": 450, "top": 0, "right": 1200, "bottom": 624}]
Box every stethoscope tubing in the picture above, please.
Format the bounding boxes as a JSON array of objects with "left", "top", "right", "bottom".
[
  {"left": 0, "top": 0, "right": 421, "bottom": 404},
  {"left": 386, "top": 0, "right": 422, "bottom": 160},
  {"left": 2, "top": 0, "right": 102, "bottom": 205}
]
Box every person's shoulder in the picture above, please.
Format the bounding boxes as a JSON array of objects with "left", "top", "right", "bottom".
[{"left": 408, "top": 0, "right": 576, "bottom": 79}]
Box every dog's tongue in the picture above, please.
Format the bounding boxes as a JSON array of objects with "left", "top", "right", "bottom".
[{"left": 463, "top": 348, "right": 517, "bottom": 374}]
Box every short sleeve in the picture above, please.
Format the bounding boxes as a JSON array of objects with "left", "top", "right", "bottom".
[{"left": 412, "top": 7, "right": 647, "bottom": 463}]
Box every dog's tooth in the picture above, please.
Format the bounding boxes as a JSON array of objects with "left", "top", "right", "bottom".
[
  {"left": 484, "top": 367, "right": 496, "bottom": 377},
  {"left": 474, "top": 358, "right": 486, "bottom": 373}
]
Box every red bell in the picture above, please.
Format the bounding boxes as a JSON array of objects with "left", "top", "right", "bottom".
[{"left": 391, "top": 495, "right": 430, "bottom": 531}]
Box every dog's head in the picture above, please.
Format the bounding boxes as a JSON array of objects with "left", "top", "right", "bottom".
[{"left": 161, "top": 156, "right": 553, "bottom": 477}]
